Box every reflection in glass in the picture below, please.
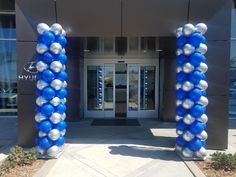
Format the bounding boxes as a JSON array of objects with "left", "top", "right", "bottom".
[
  {"left": 128, "top": 66, "right": 138, "bottom": 111},
  {"left": 141, "top": 37, "right": 156, "bottom": 52},
  {"left": 86, "top": 37, "right": 99, "bottom": 52},
  {"left": 104, "top": 66, "right": 113, "bottom": 110},
  {"left": 104, "top": 37, "right": 114, "bottom": 52},
  {"left": 140, "top": 66, "right": 155, "bottom": 110},
  {"left": 230, "top": 40, "right": 236, "bottom": 117},
  {"left": 87, "top": 66, "right": 103, "bottom": 110},
  {"left": 129, "top": 37, "right": 139, "bottom": 52}
]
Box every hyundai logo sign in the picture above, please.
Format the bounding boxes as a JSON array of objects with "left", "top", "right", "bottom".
[{"left": 23, "top": 61, "right": 38, "bottom": 74}]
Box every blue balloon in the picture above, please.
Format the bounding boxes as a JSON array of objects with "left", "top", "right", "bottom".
[
  {"left": 188, "top": 33, "right": 206, "bottom": 48},
  {"left": 188, "top": 71, "right": 205, "bottom": 85},
  {"left": 43, "top": 52, "right": 54, "bottom": 64},
  {"left": 36, "top": 89, "right": 42, "bottom": 96},
  {"left": 176, "top": 120, "right": 188, "bottom": 131},
  {"left": 42, "top": 31, "right": 55, "bottom": 46},
  {"left": 35, "top": 106, "right": 41, "bottom": 112},
  {"left": 56, "top": 35, "right": 67, "bottom": 47},
  {"left": 176, "top": 89, "right": 187, "bottom": 100},
  {"left": 55, "top": 54, "right": 67, "bottom": 64},
  {"left": 39, "top": 137, "right": 52, "bottom": 150},
  {"left": 42, "top": 69, "right": 55, "bottom": 82},
  {"left": 55, "top": 103, "right": 66, "bottom": 114},
  {"left": 176, "top": 55, "right": 188, "bottom": 66},
  {"left": 53, "top": 120, "right": 67, "bottom": 131},
  {"left": 53, "top": 136, "right": 65, "bottom": 146},
  {"left": 42, "top": 87, "right": 56, "bottom": 100},
  {"left": 37, "top": 35, "right": 43, "bottom": 43},
  {"left": 39, "top": 120, "right": 52, "bottom": 133},
  {"left": 56, "top": 88, "right": 67, "bottom": 99},
  {"left": 55, "top": 71, "right": 68, "bottom": 81},
  {"left": 188, "top": 138, "right": 203, "bottom": 152},
  {"left": 190, "top": 105, "right": 206, "bottom": 118},
  {"left": 188, "top": 88, "right": 202, "bottom": 101},
  {"left": 176, "top": 36, "right": 187, "bottom": 47},
  {"left": 35, "top": 122, "right": 40, "bottom": 130},
  {"left": 189, "top": 53, "right": 206, "bottom": 67},
  {"left": 176, "top": 71, "right": 187, "bottom": 83},
  {"left": 202, "top": 90, "right": 207, "bottom": 96},
  {"left": 36, "top": 72, "right": 43, "bottom": 80},
  {"left": 41, "top": 103, "right": 54, "bottom": 116},
  {"left": 176, "top": 105, "right": 187, "bottom": 117},
  {"left": 36, "top": 54, "right": 44, "bottom": 61},
  {"left": 176, "top": 136, "right": 187, "bottom": 147}
]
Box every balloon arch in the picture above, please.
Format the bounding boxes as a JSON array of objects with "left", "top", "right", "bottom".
[{"left": 33, "top": 23, "right": 208, "bottom": 160}]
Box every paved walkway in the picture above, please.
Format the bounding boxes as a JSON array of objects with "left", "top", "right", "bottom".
[{"left": 35, "top": 119, "right": 194, "bottom": 177}]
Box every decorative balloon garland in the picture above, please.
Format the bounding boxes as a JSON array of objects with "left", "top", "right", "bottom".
[
  {"left": 175, "top": 23, "right": 208, "bottom": 160},
  {"left": 34, "top": 23, "right": 68, "bottom": 158}
]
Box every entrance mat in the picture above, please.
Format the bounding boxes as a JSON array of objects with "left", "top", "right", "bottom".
[{"left": 91, "top": 119, "right": 140, "bottom": 126}]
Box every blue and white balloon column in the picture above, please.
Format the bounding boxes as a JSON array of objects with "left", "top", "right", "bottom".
[
  {"left": 175, "top": 23, "right": 208, "bottom": 160},
  {"left": 35, "top": 23, "right": 67, "bottom": 158}
]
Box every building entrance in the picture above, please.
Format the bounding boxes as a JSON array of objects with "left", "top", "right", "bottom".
[{"left": 84, "top": 59, "right": 158, "bottom": 118}]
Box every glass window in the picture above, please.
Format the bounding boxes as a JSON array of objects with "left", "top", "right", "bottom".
[
  {"left": 115, "top": 37, "right": 127, "bottom": 56},
  {"left": 141, "top": 37, "right": 156, "bottom": 52},
  {"left": 128, "top": 66, "right": 138, "bottom": 111},
  {"left": 129, "top": 37, "right": 139, "bottom": 52},
  {"left": 104, "top": 66, "right": 114, "bottom": 110},
  {"left": 104, "top": 37, "right": 114, "bottom": 52},
  {"left": 0, "top": 0, "right": 15, "bottom": 11},
  {"left": 86, "top": 37, "right": 100, "bottom": 52}
]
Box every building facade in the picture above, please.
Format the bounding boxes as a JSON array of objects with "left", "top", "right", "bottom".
[{"left": 0, "top": 0, "right": 234, "bottom": 149}]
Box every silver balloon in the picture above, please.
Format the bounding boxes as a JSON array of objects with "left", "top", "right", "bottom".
[
  {"left": 196, "top": 130, "right": 208, "bottom": 141},
  {"left": 176, "top": 83, "right": 182, "bottom": 90},
  {"left": 63, "top": 81, "right": 67, "bottom": 88},
  {"left": 61, "top": 113, "right": 66, "bottom": 120},
  {"left": 47, "top": 145, "right": 60, "bottom": 158},
  {"left": 195, "top": 23, "right": 207, "bottom": 35},
  {"left": 198, "top": 114, "right": 208, "bottom": 124},
  {"left": 38, "top": 131, "right": 47, "bottom": 138},
  {"left": 50, "top": 61, "right": 63, "bottom": 73},
  {"left": 183, "top": 131, "right": 195, "bottom": 142},
  {"left": 176, "top": 27, "right": 183, "bottom": 37},
  {"left": 37, "top": 23, "right": 50, "bottom": 35},
  {"left": 50, "top": 42, "right": 62, "bottom": 55},
  {"left": 36, "top": 61, "right": 48, "bottom": 72},
  {"left": 35, "top": 113, "right": 47, "bottom": 122},
  {"left": 197, "top": 96, "right": 209, "bottom": 107},
  {"left": 60, "top": 129, "right": 66, "bottom": 136},
  {"left": 36, "top": 96, "right": 48, "bottom": 106},
  {"left": 183, "top": 114, "right": 195, "bottom": 125},
  {"left": 175, "top": 145, "right": 182, "bottom": 152},
  {"left": 50, "top": 79, "right": 63, "bottom": 90},
  {"left": 196, "top": 43, "right": 208, "bottom": 55},
  {"left": 196, "top": 62, "right": 208, "bottom": 73},
  {"left": 61, "top": 48, "right": 66, "bottom": 54},
  {"left": 182, "top": 81, "right": 194, "bottom": 92},
  {"left": 50, "top": 23, "right": 63, "bottom": 36},
  {"left": 176, "top": 48, "right": 183, "bottom": 56},
  {"left": 195, "top": 147, "right": 207, "bottom": 159},
  {"left": 36, "top": 43, "right": 48, "bottom": 54},
  {"left": 37, "top": 80, "right": 48, "bottom": 90},
  {"left": 62, "top": 64, "right": 66, "bottom": 71},
  {"left": 176, "top": 66, "right": 182, "bottom": 73},
  {"left": 196, "top": 80, "right": 208, "bottom": 91},
  {"left": 182, "top": 148, "right": 194, "bottom": 158},
  {"left": 50, "top": 97, "right": 61, "bottom": 107},
  {"left": 61, "top": 98, "right": 67, "bottom": 104},
  {"left": 176, "top": 129, "right": 184, "bottom": 135},
  {"left": 176, "top": 100, "right": 182, "bottom": 106},
  {"left": 61, "top": 29, "right": 66, "bottom": 36},
  {"left": 35, "top": 146, "right": 45, "bottom": 155},
  {"left": 48, "top": 129, "right": 61, "bottom": 141},
  {"left": 183, "top": 24, "right": 195, "bottom": 36},
  {"left": 175, "top": 115, "right": 183, "bottom": 121},
  {"left": 183, "top": 44, "right": 195, "bottom": 56},
  {"left": 182, "top": 99, "right": 194, "bottom": 109},
  {"left": 183, "top": 63, "right": 194, "bottom": 73},
  {"left": 50, "top": 112, "right": 62, "bottom": 124}
]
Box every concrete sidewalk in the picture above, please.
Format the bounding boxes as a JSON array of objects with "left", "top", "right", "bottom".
[{"left": 35, "top": 119, "right": 194, "bottom": 177}]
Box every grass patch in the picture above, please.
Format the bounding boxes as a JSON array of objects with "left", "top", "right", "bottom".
[{"left": 210, "top": 152, "right": 236, "bottom": 171}]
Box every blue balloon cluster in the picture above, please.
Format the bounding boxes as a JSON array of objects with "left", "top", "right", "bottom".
[
  {"left": 35, "top": 23, "right": 67, "bottom": 158},
  {"left": 175, "top": 23, "right": 208, "bottom": 159}
]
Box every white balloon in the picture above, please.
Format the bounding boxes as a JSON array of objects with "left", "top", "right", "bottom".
[
  {"left": 196, "top": 62, "right": 208, "bottom": 73},
  {"left": 197, "top": 96, "right": 209, "bottom": 107},
  {"left": 50, "top": 79, "right": 63, "bottom": 90},
  {"left": 182, "top": 81, "right": 194, "bottom": 92},
  {"left": 50, "top": 113, "right": 62, "bottom": 124},
  {"left": 176, "top": 129, "right": 184, "bottom": 135},
  {"left": 38, "top": 131, "right": 47, "bottom": 138},
  {"left": 183, "top": 24, "right": 195, "bottom": 36},
  {"left": 196, "top": 80, "right": 208, "bottom": 91},
  {"left": 183, "top": 114, "right": 195, "bottom": 125},
  {"left": 35, "top": 146, "right": 45, "bottom": 155},
  {"left": 35, "top": 113, "right": 47, "bottom": 122},
  {"left": 175, "top": 145, "right": 182, "bottom": 151},
  {"left": 50, "top": 97, "right": 61, "bottom": 106},
  {"left": 196, "top": 130, "right": 208, "bottom": 141},
  {"left": 50, "top": 61, "right": 63, "bottom": 73},
  {"left": 47, "top": 145, "right": 60, "bottom": 158},
  {"left": 176, "top": 100, "right": 182, "bottom": 106},
  {"left": 195, "top": 147, "right": 207, "bottom": 159},
  {"left": 176, "top": 66, "right": 182, "bottom": 73},
  {"left": 50, "top": 23, "right": 63, "bottom": 36},
  {"left": 61, "top": 113, "right": 66, "bottom": 120},
  {"left": 197, "top": 114, "right": 208, "bottom": 124},
  {"left": 50, "top": 42, "right": 62, "bottom": 54},
  {"left": 176, "top": 27, "right": 183, "bottom": 37},
  {"left": 182, "top": 99, "right": 194, "bottom": 109},
  {"left": 183, "top": 44, "right": 195, "bottom": 56},
  {"left": 183, "top": 131, "right": 195, "bottom": 142},
  {"left": 61, "top": 48, "right": 66, "bottom": 54},
  {"left": 175, "top": 115, "right": 183, "bottom": 121},
  {"left": 48, "top": 129, "right": 61, "bottom": 141},
  {"left": 176, "top": 48, "right": 183, "bottom": 56},
  {"left": 61, "top": 98, "right": 67, "bottom": 104},
  {"left": 195, "top": 23, "right": 207, "bottom": 35},
  {"left": 36, "top": 61, "right": 48, "bottom": 72},
  {"left": 36, "top": 43, "right": 48, "bottom": 54},
  {"left": 63, "top": 81, "right": 67, "bottom": 88},
  {"left": 62, "top": 64, "right": 66, "bottom": 71},
  {"left": 36, "top": 96, "right": 48, "bottom": 106},
  {"left": 176, "top": 83, "right": 182, "bottom": 90},
  {"left": 37, "top": 80, "right": 48, "bottom": 90},
  {"left": 183, "top": 63, "right": 194, "bottom": 73},
  {"left": 182, "top": 148, "right": 194, "bottom": 158},
  {"left": 196, "top": 43, "right": 208, "bottom": 55},
  {"left": 37, "top": 23, "right": 50, "bottom": 35},
  {"left": 60, "top": 129, "right": 66, "bottom": 136},
  {"left": 61, "top": 29, "right": 66, "bottom": 36}
]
